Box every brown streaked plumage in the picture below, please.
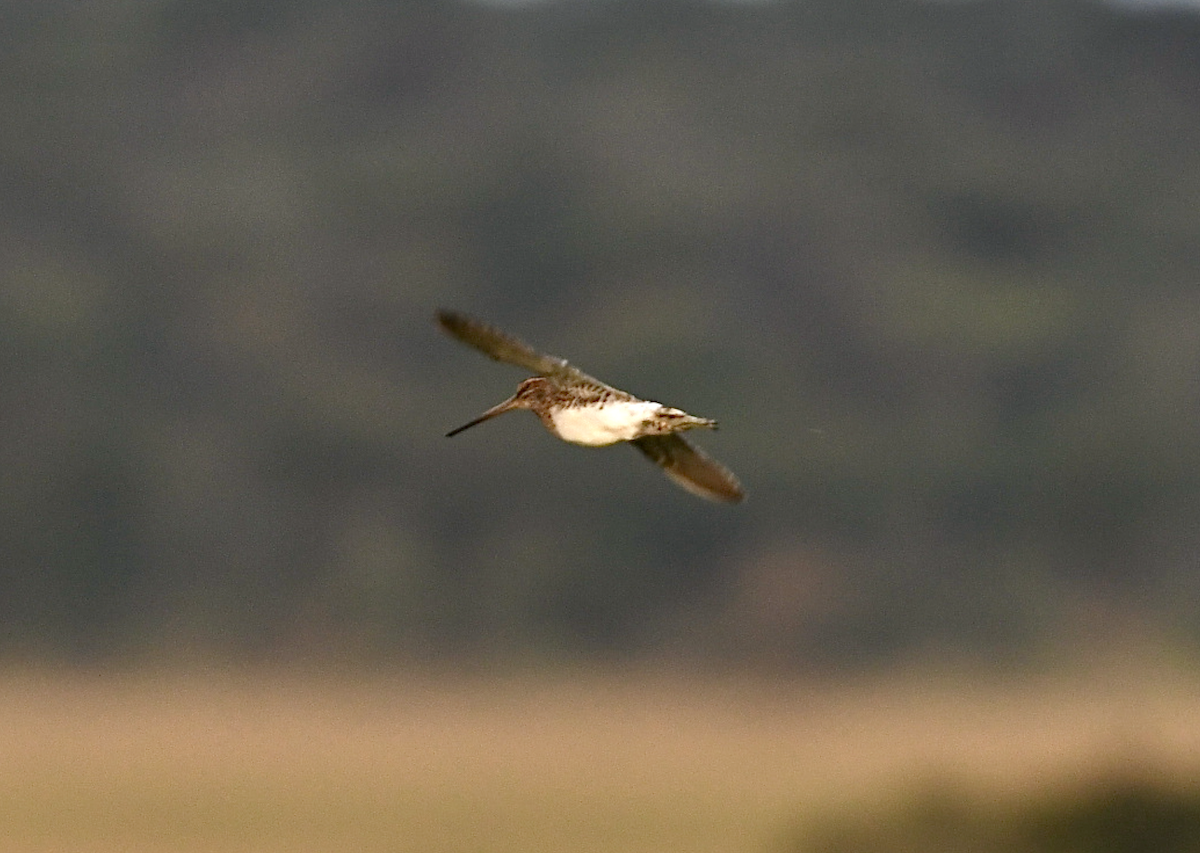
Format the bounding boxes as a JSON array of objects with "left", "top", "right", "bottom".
[{"left": 436, "top": 309, "right": 743, "bottom": 504}]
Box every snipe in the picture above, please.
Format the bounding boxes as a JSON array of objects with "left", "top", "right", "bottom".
[{"left": 437, "top": 309, "right": 743, "bottom": 503}]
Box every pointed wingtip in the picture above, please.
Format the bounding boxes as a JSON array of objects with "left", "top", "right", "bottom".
[
  {"left": 665, "top": 467, "right": 745, "bottom": 504},
  {"left": 631, "top": 434, "right": 745, "bottom": 504},
  {"left": 435, "top": 308, "right": 466, "bottom": 335}
]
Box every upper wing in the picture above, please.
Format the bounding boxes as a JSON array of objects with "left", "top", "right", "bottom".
[
  {"left": 632, "top": 434, "right": 744, "bottom": 504},
  {"left": 436, "top": 309, "right": 605, "bottom": 386}
]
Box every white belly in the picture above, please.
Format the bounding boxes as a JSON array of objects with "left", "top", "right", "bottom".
[{"left": 549, "top": 400, "right": 660, "bottom": 446}]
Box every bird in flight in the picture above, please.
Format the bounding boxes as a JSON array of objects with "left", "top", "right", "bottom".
[{"left": 436, "top": 309, "right": 744, "bottom": 503}]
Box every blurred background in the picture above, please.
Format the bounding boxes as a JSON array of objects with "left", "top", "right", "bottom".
[{"left": 4, "top": 0, "right": 1200, "bottom": 850}]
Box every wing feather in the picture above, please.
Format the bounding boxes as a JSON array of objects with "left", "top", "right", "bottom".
[
  {"left": 436, "top": 309, "right": 605, "bottom": 386},
  {"left": 632, "top": 434, "right": 744, "bottom": 503}
]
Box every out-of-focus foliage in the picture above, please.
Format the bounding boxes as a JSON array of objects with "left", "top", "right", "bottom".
[
  {"left": 3, "top": 0, "right": 1200, "bottom": 664},
  {"left": 795, "top": 777, "right": 1200, "bottom": 853}
]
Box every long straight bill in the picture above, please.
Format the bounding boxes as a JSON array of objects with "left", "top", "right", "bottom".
[{"left": 445, "top": 399, "right": 518, "bottom": 437}]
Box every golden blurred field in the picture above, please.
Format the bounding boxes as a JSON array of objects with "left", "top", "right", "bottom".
[{"left": 2, "top": 663, "right": 1198, "bottom": 853}]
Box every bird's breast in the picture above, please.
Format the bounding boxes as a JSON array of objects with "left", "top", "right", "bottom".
[{"left": 548, "top": 400, "right": 660, "bottom": 446}]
